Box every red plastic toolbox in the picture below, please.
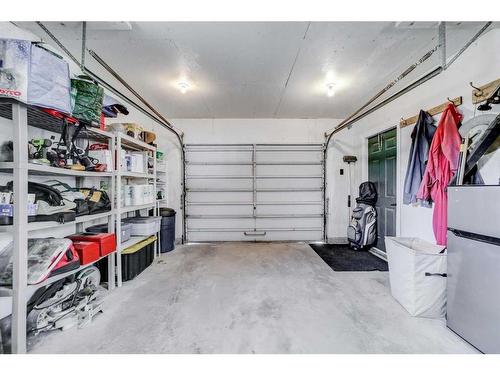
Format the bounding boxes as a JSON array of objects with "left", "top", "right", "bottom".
[
  {"left": 72, "top": 241, "right": 100, "bottom": 265},
  {"left": 68, "top": 233, "right": 116, "bottom": 257}
]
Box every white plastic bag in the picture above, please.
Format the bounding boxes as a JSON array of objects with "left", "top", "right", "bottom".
[{"left": 28, "top": 44, "right": 71, "bottom": 114}]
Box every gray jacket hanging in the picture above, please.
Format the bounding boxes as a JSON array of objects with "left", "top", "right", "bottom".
[{"left": 403, "top": 110, "right": 436, "bottom": 206}]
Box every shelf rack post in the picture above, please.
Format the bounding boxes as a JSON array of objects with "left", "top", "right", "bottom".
[
  {"left": 107, "top": 133, "right": 116, "bottom": 290},
  {"left": 153, "top": 150, "right": 158, "bottom": 258},
  {"left": 114, "top": 132, "right": 159, "bottom": 284},
  {"left": 116, "top": 133, "right": 123, "bottom": 287},
  {"left": 12, "top": 103, "right": 28, "bottom": 354}
]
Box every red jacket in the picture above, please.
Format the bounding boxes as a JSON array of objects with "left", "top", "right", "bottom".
[{"left": 416, "top": 104, "right": 462, "bottom": 245}]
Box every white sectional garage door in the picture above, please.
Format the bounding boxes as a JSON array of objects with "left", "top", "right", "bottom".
[{"left": 185, "top": 144, "right": 324, "bottom": 242}]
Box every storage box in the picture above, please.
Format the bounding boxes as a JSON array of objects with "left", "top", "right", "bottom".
[
  {"left": 129, "top": 185, "right": 144, "bottom": 205},
  {"left": 97, "top": 236, "right": 156, "bottom": 282},
  {"left": 121, "top": 236, "right": 156, "bottom": 281},
  {"left": 124, "top": 216, "right": 161, "bottom": 236},
  {"left": 126, "top": 185, "right": 154, "bottom": 206},
  {"left": 86, "top": 222, "right": 132, "bottom": 243},
  {"left": 122, "top": 185, "right": 133, "bottom": 206},
  {"left": 72, "top": 241, "right": 100, "bottom": 265},
  {"left": 68, "top": 233, "right": 116, "bottom": 257},
  {"left": 385, "top": 237, "right": 447, "bottom": 318},
  {"left": 130, "top": 152, "right": 146, "bottom": 173}
]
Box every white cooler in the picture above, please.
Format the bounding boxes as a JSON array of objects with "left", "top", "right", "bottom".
[{"left": 385, "top": 237, "right": 447, "bottom": 318}]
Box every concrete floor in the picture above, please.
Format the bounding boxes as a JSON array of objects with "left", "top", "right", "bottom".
[{"left": 28, "top": 242, "right": 476, "bottom": 354}]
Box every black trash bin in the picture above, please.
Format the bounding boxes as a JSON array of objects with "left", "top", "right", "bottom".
[{"left": 160, "top": 208, "right": 176, "bottom": 253}]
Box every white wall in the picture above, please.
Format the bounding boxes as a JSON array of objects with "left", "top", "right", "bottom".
[
  {"left": 326, "top": 28, "right": 500, "bottom": 244},
  {"left": 173, "top": 119, "right": 340, "bottom": 144}
]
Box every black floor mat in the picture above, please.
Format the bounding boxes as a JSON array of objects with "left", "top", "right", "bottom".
[{"left": 310, "top": 243, "right": 388, "bottom": 272}]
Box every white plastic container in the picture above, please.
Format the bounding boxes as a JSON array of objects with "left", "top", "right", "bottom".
[
  {"left": 129, "top": 185, "right": 143, "bottom": 206},
  {"left": 130, "top": 152, "right": 146, "bottom": 173},
  {"left": 106, "top": 122, "right": 126, "bottom": 134},
  {"left": 122, "top": 185, "right": 133, "bottom": 206},
  {"left": 385, "top": 237, "right": 447, "bottom": 319},
  {"left": 125, "top": 216, "right": 161, "bottom": 236}
]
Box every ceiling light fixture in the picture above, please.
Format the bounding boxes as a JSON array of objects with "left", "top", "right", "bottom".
[
  {"left": 178, "top": 81, "right": 190, "bottom": 94},
  {"left": 326, "top": 83, "right": 336, "bottom": 97}
]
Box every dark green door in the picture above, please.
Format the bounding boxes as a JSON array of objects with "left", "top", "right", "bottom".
[{"left": 368, "top": 128, "right": 397, "bottom": 252}]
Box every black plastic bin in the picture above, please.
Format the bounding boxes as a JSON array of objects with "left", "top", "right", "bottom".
[
  {"left": 160, "top": 208, "right": 176, "bottom": 253},
  {"left": 97, "top": 236, "right": 156, "bottom": 282}
]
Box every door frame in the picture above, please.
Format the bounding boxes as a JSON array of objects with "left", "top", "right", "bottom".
[{"left": 363, "top": 125, "right": 402, "bottom": 259}]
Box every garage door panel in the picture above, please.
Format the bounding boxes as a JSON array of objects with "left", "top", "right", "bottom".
[
  {"left": 256, "top": 217, "right": 322, "bottom": 229},
  {"left": 188, "top": 191, "right": 253, "bottom": 202},
  {"left": 256, "top": 204, "right": 323, "bottom": 215},
  {"left": 256, "top": 149, "right": 322, "bottom": 163},
  {"left": 188, "top": 178, "right": 253, "bottom": 190},
  {"left": 187, "top": 217, "right": 254, "bottom": 229},
  {"left": 257, "top": 164, "right": 323, "bottom": 176},
  {"left": 256, "top": 178, "right": 322, "bottom": 189},
  {"left": 185, "top": 149, "right": 253, "bottom": 164},
  {"left": 187, "top": 164, "right": 253, "bottom": 176},
  {"left": 185, "top": 144, "right": 324, "bottom": 242},
  {"left": 257, "top": 191, "right": 323, "bottom": 202},
  {"left": 188, "top": 204, "right": 253, "bottom": 216}
]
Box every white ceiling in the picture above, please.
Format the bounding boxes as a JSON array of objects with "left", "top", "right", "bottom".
[{"left": 11, "top": 21, "right": 495, "bottom": 118}]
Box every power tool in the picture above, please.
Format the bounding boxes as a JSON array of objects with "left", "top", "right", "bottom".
[{"left": 28, "top": 138, "right": 53, "bottom": 165}]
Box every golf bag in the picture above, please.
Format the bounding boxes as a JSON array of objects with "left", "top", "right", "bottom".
[{"left": 347, "top": 181, "right": 378, "bottom": 250}]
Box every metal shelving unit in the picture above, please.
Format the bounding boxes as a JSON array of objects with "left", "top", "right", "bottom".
[
  {"left": 115, "top": 133, "right": 158, "bottom": 287},
  {"left": 0, "top": 101, "right": 116, "bottom": 354},
  {"left": 0, "top": 102, "right": 165, "bottom": 352},
  {"left": 156, "top": 156, "right": 168, "bottom": 209}
]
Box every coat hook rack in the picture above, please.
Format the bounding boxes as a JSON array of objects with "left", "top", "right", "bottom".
[
  {"left": 470, "top": 81, "right": 483, "bottom": 95},
  {"left": 400, "top": 96, "right": 463, "bottom": 128},
  {"left": 470, "top": 78, "right": 500, "bottom": 104}
]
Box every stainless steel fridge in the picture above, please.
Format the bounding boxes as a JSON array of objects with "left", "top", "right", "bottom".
[{"left": 447, "top": 185, "right": 500, "bottom": 353}]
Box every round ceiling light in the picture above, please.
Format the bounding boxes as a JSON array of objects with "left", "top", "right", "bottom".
[
  {"left": 326, "top": 83, "right": 336, "bottom": 97},
  {"left": 178, "top": 81, "right": 190, "bottom": 94}
]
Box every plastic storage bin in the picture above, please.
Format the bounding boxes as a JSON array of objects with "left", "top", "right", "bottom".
[
  {"left": 68, "top": 233, "right": 116, "bottom": 257},
  {"left": 160, "top": 208, "right": 176, "bottom": 253},
  {"left": 385, "top": 237, "right": 447, "bottom": 318},
  {"left": 97, "top": 236, "right": 156, "bottom": 282},
  {"left": 72, "top": 241, "right": 100, "bottom": 265},
  {"left": 124, "top": 216, "right": 161, "bottom": 236},
  {"left": 86, "top": 222, "right": 132, "bottom": 243}
]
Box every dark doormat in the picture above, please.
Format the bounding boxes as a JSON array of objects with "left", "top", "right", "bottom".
[{"left": 309, "top": 243, "right": 388, "bottom": 272}]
